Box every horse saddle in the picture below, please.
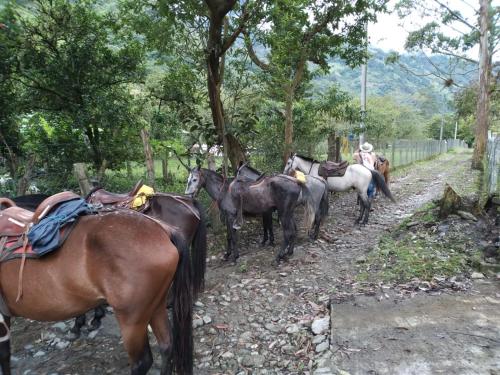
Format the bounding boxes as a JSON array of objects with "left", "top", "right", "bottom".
[
  {"left": 88, "top": 180, "right": 144, "bottom": 206},
  {"left": 0, "top": 191, "right": 82, "bottom": 261},
  {"left": 318, "top": 160, "right": 349, "bottom": 179}
]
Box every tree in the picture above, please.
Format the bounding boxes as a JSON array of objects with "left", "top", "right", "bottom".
[
  {"left": 393, "top": 0, "right": 499, "bottom": 169},
  {"left": 245, "top": 0, "right": 385, "bottom": 163},
  {"left": 6, "top": 0, "right": 145, "bottom": 179}
]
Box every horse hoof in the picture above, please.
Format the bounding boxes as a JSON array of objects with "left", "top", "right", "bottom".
[{"left": 223, "top": 253, "right": 231, "bottom": 261}]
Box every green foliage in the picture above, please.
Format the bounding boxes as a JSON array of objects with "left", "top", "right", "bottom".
[{"left": 9, "top": 0, "right": 145, "bottom": 172}]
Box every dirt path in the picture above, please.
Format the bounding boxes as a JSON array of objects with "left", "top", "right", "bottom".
[{"left": 8, "top": 150, "right": 499, "bottom": 375}]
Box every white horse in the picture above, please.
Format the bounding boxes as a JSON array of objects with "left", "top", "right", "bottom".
[{"left": 284, "top": 154, "right": 394, "bottom": 224}]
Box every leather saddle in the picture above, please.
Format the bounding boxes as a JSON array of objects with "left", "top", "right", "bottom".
[
  {"left": 318, "top": 160, "right": 349, "bottom": 179},
  {"left": 88, "top": 180, "right": 143, "bottom": 206},
  {"left": 0, "top": 191, "right": 80, "bottom": 236},
  {"left": 0, "top": 191, "right": 81, "bottom": 265}
]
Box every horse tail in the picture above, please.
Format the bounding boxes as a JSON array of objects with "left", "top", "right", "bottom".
[
  {"left": 300, "top": 185, "right": 316, "bottom": 232},
  {"left": 170, "top": 232, "right": 194, "bottom": 374},
  {"left": 0, "top": 198, "right": 16, "bottom": 209},
  {"left": 370, "top": 170, "right": 395, "bottom": 202},
  {"left": 191, "top": 199, "right": 207, "bottom": 299},
  {"left": 319, "top": 183, "right": 329, "bottom": 220}
]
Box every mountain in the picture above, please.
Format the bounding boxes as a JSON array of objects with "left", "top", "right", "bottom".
[{"left": 313, "top": 48, "right": 476, "bottom": 114}]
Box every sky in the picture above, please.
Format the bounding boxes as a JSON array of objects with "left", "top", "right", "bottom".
[{"left": 369, "top": 0, "right": 494, "bottom": 56}]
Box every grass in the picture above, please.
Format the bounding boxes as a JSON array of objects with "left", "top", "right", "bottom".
[{"left": 358, "top": 202, "right": 480, "bottom": 284}]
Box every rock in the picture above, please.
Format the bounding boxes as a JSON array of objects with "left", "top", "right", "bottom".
[
  {"left": 315, "top": 341, "right": 329, "bottom": 353},
  {"left": 194, "top": 301, "right": 204, "bottom": 308},
  {"left": 55, "top": 340, "right": 70, "bottom": 350},
  {"left": 314, "top": 368, "right": 336, "bottom": 375},
  {"left": 355, "top": 256, "right": 366, "bottom": 263},
  {"left": 311, "top": 317, "right": 330, "bottom": 335},
  {"left": 241, "top": 354, "right": 266, "bottom": 368},
  {"left": 239, "top": 331, "right": 253, "bottom": 343},
  {"left": 193, "top": 319, "right": 204, "bottom": 329},
  {"left": 87, "top": 330, "right": 99, "bottom": 339},
  {"left": 264, "top": 323, "right": 281, "bottom": 333},
  {"left": 202, "top": 315, "right": 212, "bottom": 324},
  {"left": 439, "top": 184, "right": 462, "bottom": 218},
  {"left": 221, "top": 351, "right": 234, "bottom": 359},
  {"left": 51, "top": 322, "right": 67, "bottom": 332},
  {"left": 457, "top": 210, "right": 477, "bottom": 221},
  {"left": 33, "top": 351, "right": 46, "bottom": 358},
  {"left": 471, "top": 272, "right": 485, "bottom": 279},
  {"left": 286, "top": 324, "right": 301, "bottom": 334},
  {"left": 312, "top": 334, "right": 326, "bottom": 344}
]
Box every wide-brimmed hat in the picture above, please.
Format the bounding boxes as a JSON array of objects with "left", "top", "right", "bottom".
[{"left": 360, "top": 142, "right": 373, "bottom": 153}]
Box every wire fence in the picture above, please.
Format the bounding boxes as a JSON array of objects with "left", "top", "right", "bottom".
[
  {"left": 348, "top": 138, "right": 468, "bottom": 169},
  {"left": 486, "top": 135, "right": 499, "bottom": 197}
]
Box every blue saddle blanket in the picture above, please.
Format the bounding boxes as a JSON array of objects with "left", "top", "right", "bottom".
[{"left": 28, "top": 198, "right": 94, "bottom": 256}]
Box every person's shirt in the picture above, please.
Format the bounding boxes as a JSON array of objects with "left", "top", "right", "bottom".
[{"left": 361, "top": 151, "right": 376, "bottom": 170}]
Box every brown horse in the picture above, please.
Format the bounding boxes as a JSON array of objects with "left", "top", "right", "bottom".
[
  {"left": 69, "top": 190, "right": 207, "bottom": 337},
  {"left": 0, "top": 199, "right": 193, "bottom": 375},
  {"left": 375, "top": 157, "right": 390, "bottom": 187}
]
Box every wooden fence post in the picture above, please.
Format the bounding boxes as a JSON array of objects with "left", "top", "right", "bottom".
[
  {"left": 391, "top": 140, "right": 395, "bottom": 167},
  {"left": 73, "top": 163, "right": 91, "bottom": 196}
]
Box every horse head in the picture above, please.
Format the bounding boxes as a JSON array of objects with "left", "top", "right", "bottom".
[
  {"left": 185, "top": 166, "right": 203, "bottom": 197},
  {"left": 283, "top": 153, "right": 297, "bottom": 175}
]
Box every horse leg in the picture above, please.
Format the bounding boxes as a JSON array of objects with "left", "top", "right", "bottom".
[
  {"left": 115, "top": 313, "right": 153, "bottom": 375},
  {"left": 230, "top": 225, "right": 240, "bottom": 264},
  {"left": 285, "top": 218, "right": 297, "bottom": 256},
  {"left": 223, "top": 217, "right": 232, "bottom": 260},
  {"left": 362, "top": 198, "right": 372, "bottom": 224},
  {"left": 0, "top": 315, "right": 11, "bottom": 375},
  {"left": 311, "top": 214, "right": 320, "bottom": 240},
  {"left": 89, "top": 305, "right": 106, "bottom": 331},
  {"left": 70, "top": 314, "right": 86, "bottom": 338},
  {"left": 267, "top": 211, "right": 275, "bottom": 246},
  {"left": 356, "top": 194, "right": 366, "bottom": 224},
  {"left": 261, "top": 214, "right": 268, "bottom": 246},
  {"left": 149, "top": 305, "right": 173, "bottom": 375}
]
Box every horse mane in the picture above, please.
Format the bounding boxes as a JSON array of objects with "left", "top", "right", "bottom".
[
  {"left": 295, "top": 154, "right": 320, "bottom": 164},
  {"left": 239, "top": 164, "right": 262, "bottom": 175}
]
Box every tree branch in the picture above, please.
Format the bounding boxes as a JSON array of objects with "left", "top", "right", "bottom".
[
  {"left": 432, "top": 0, "right": 479, "bottom": 32},
  {"left": 243, "top": 30, "right": 270, "bottom": 70}
]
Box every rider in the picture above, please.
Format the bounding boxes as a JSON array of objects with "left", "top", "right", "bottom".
[{"left": 354, "top": 142, "right": 377, "bottom": 198}]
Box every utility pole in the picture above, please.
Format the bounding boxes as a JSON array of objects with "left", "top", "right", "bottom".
[
  {"left": 454, "top": 120, "right": 458, "bottom": 140},
  {"left": 359, "top": 21, "right": 368, "bottom": 147},
  {"left": 439, "top": 116, "right": 444, "bottom": 153}
]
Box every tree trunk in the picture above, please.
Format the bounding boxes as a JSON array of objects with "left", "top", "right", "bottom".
[
  {"left": 140, "top": 128, "right": 155, "bottom": 187},
  {"left": 327, "top": 131, "right": 336, "bottom": 161},
  {"left": 283, "top": 87, "right": 294, "bottom": 164},
  {"left": 472, "top": 0, "right": 491, "bottom": 170},
  {"left": 335, "top": 136, "right": 341, "bottom": 162},
  {"left": 206, "top": 4, "right": 245, "bottom": 173},
  {"left": 73, "top": 163, "right": 91, "bottom": 196},
  {"left": 16, "top": 155, "right": 35, "bottom": 196}
]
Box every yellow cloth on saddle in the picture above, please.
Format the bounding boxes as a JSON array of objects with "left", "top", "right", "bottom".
[
  {"left": 295, "top": 170, "right": 307, "bottom": 184},
  {"left": 131, "top": 185, "right": 154, "bottom": 209}
]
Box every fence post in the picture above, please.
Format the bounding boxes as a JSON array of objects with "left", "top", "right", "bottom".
[{"left": 391, "top": 140, "right": 396, "bottom": 167}]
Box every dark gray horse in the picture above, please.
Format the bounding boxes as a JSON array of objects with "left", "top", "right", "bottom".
[
  {"left": 186, "top": 166, "right": 314, "bottom": 264},
  {"left": 184, "top": 167, "right": 275, "bottom": 247},
  {"left": 238, "top": 164, "right": 329, "bottom": 240}
]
